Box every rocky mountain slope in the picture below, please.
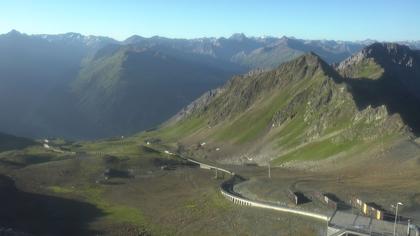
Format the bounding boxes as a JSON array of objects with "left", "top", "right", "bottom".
[
  {"left": 0, "top": 30, "right": 418, "bottom": 140},
  {"left": 71, "top": 45, "right": 242, "bottom": 137},
  {"left": 0, "top": 31, "right": 244, "bottom": 139},
  {"left": 232, "top": 37, "right": 364, "bottom": 69},
  {"left": 337, "top": 43, "right": 420, "bottom": 135},
  {"left": 157, "top": 44, "right": 417, "bottom": 166},
  {"left": 0, "top": 30, "right": 91, "bottom": 138}
]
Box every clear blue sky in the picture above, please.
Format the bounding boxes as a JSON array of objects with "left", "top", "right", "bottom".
[{"left": 1, "top": 0, "right": 419, "bottom": 41}]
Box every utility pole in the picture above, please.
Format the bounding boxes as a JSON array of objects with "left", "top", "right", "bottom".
[
  {"left": 393, "top": 202, "right": 403, "bottom": 236},
  {"left": 268, "top": 163, "right": 271, "bottom": 179},
  {"left": 407, "top": 219, "right": 411, "bottom": 236},
  {"left": 326, "top": 217, "right": 329, "bottom": 236},
  {"left": 215, "top": 169, "right": 218, "bottom": 179},
  {"left": 381, "top": 130, "right": 385, "bottom": 157}
]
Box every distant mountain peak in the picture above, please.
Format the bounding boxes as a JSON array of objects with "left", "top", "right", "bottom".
[
  {"left": 125, "top": 35, "right": 144, "bottom": 40},
  {"left": 63, "top": 32, "right": 83, "bottom": 38},
  {"left": 6, "top": 29, "right": 22, "bottom": 36},
  {"left": 295, "top": 51, "right": 329, "bottom": 69},
  {"left": 362, "top": 42, "right": 412, "bottom": 58},
  {"left": 8, "top": 29, "right": 19, "bottom": 33},
  {"left": 123, "top": 35, "right": 146, "bottom": 44},
  {"left": 274, "top": 36, "right": 301, "bottom": 47},
  {"left": 279, "top": 35, "right": 290, "bottom": 40},
  {"left": 338, "top": 42, "right": 418, "bottom": 75},
  {"left": 229, "top": 33, "right": 247, "bottom": 41},
  {"left": 278, "top": 36, "right": 290, "bottom": 43}
]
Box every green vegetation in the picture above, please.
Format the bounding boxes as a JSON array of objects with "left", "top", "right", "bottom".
[
  {"left": 195, "top": 56, "right": 328, "bottom": 145},
  {"left": 70, "top": 44, "right": 239, "bottom": 139},
  {"left": 273, "top": 137, "right": 358, "bottom": 164},
  {"left": 273, "top": 131, "right": 401, "bottom": 165},
  {"left": 351, "top": 59, "right": 384, "bottom": 79},
  {"left": 213, "top": 90, "right": 291, "bottom": 143},
  {"left": 184, "top": 189, "right": 232, "bottom": 215},
  {"left": 48, "top": 184, "right": 146, "bottom": 225},
  {"left": 158, "top": 52, "right": 411, "bottom": 167},
  {"left": 48, "top": 185, "right": 76, "bottom": 194},
  {"left": 157, "top": 115, "right": 206, "bottom": 141},
  {"left": 73, "top": 48, "right": 126, "bottom": 97},
  {"left": 0, "top": 144, "right": 71, "bottom": 169},
  {"left": 274, "top": 114, "right": 308, "bottom": 149},
  {"left": 76, "top": 138, "right": 142, "bottom": 157},
  {"left": 81, "top": 186, "right": 145, "bottom": 225}
]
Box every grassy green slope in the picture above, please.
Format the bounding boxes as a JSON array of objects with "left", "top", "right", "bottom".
[
  {"left": 339, "top": 57, "right": 384, "bottom": 80},
  {"left": 152, "top": 53, "right": 408, "bottom": 165}
]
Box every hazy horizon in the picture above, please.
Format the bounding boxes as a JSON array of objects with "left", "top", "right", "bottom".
[
  {"left": 2, "top": 0, "right": 420, "bottom": 41},
  {"left": 3, "top": 29, "right": 420, "bottom": 43}
]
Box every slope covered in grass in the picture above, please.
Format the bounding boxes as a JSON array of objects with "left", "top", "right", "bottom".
[{"left": 154, "top": 51, "right": 410, "bottom": 166}]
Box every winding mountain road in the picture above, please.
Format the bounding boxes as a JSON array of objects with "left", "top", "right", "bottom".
[
  {"left": 157, "top": 146, "right": 418, "bottom": 236},
  {"left": 161, "top": 148, "right": 330, "bottom": 222}
]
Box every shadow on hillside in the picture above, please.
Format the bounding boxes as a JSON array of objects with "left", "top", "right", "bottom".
[
  {"left": 294, "top": 191, "right": 312, "bottom": 204},
  {"left": 0, "top": 134, "right": 35, "bottom": 152},
  {"left": 344, "top": 74, "right": 420, "bottom": 136},
  {"left": 320, "top": 53, "right": 420, "bottom": 136},
  {"left": 0, "top": 175, "right": 105, "bottom": 236}
]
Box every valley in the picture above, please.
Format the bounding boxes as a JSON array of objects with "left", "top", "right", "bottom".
[
  {"left": 2, "top": 30, "right": 418, "bottom": 140},
  {"left": 0, "top": 139, "right": 327, "bottom": 236},
  {"left": 1, "top": 127, "right": 418, "bottom": 235},
  {"left": 0, "top": 28, "right": 420, "bottom": 235}
]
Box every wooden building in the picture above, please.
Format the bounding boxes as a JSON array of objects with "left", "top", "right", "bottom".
[
  {"left": 313, "top": 192, "right": 339, "bottom": 210},
  {"left": 350, "top": 196, "right": 395, "bottom": 221},
  {"left": 286, "top": 190, "right": 308, "bottom": 205}
]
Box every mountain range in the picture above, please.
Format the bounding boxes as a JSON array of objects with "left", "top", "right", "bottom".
[
  {"left": 157, "top": 43, "right": 420, "bottom": 167},
  {"left": 0, "top": 30, "right": 419, "bottom": 140},
  {"left": 1, "top": 38, "right": 419, "bottom": 236}
]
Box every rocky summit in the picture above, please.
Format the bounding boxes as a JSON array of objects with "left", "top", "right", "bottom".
[{"left": 338, "top": 43, "right": 420, "bottom": 135}]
